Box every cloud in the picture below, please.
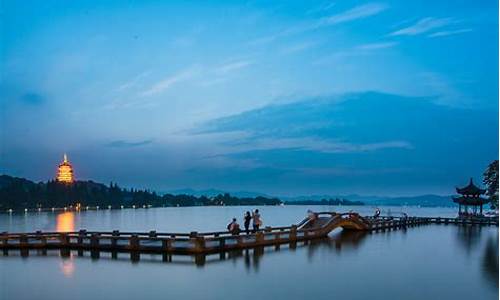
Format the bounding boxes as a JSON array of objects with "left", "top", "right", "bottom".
[
  {"left": 428, "top": 28, "right": 472, "bottom": 38},
  {"left": 115, "top": 71, "right": 150, "bottom": 92},
  {"left": 106, "top": 139, "right": 153, "bottom": 148},
  {"left": 313, "top": 41, "right": 396, "bottom": 65},
  {"left": 321, "top": 3, "right": 388, "bottom": 25},
  {"left": 306, "top": 2, "right": 336, "bottom": 15},
  {"left": 216, "top": 137, "right": 413, "bottom": 155},
  {"left": 355, "top": 41, "right": 398, "bottom": 50},
  {"left": 215, "top": 60, "right": 253, "bottom": 75},
  {"left": 140, "top": 67, "right": 199, "bottom": 97},
  {"left": 390, "top": 17, "right": 453, "bottom": 36},
  {"left": 248, "top": 3, "right": 388, "bottom": 46},
  {"left": 282, "top": 41, "right": 318, "bottom": 54}
]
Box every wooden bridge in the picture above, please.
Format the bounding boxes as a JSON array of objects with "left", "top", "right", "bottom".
[{"left": 1, "top": 212, "right": 498, "bottom": 261}]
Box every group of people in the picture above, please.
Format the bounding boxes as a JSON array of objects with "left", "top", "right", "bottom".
[{"left": 227, "top": 209, "right": 262, "bottom": 235}]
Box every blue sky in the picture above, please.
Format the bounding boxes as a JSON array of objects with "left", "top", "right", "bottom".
[{"left": 1, "top": 0, "right": 498, "bottom": 196}]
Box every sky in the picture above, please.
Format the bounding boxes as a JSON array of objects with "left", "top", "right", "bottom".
[{"left": 0, "top": 0, "right": 498, "bottom": 196}]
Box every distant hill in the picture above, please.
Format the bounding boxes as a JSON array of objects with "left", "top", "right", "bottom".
[
  {"left": 167, "top": 188, "right": 271, "bottom": 199},
  {"left": 283, "top": 194, "right": 455, "bottom": 207},
  {"left": 167, "top": 187, "right": 455, "bottom": 207}
]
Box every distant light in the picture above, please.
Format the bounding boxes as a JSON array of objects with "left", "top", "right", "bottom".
[
  {"left": 142, "top": 205, "right": 146, "bottom": 208},
  {"left": 51, "top": 207, "right": 55, "bottom": 211},
  {"left": 8, "top": 209, "right": 12, "bottom": 213},
  {"left": 64, "top": 207, "right": 67, "bottom": 211},
  {"left": 96, "top": 206, "right": 99, "bottom": 210},
  {"left": 132, "top": 205, "right": 136, "bottom": 209},
  {"left": 24, "top": 208, "right": 28, "bottom": 212},
  {"left": 38, "top": 208, "right": 42, "bottom": 212},
  {"left": 56, "top": 153, "right": 74, "bottom": 183},
  {"left": 120, "top": 205, "right": 124, "bottom": 209},
  {"left": 86, "top": 206, "right": 89, "bottom": 210},
  {"left": 108, "top": 205, "right": 112, "bottom": 209}
]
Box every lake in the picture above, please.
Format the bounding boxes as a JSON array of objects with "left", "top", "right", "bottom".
[{"left": 0, "top": 205, "right": 498, "bottom": 300}]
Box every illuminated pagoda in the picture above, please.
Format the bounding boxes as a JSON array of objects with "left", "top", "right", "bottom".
[
  {"left": 57, "top": 153, "right": 74, "bottom": 183},
  {"left": 452, "top": 178, "right": 488, "bottom": 217}
]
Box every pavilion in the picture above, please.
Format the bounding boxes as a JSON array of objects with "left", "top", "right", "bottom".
[{"left": 452, "top": 178, "right": 489, "bottom": 217}]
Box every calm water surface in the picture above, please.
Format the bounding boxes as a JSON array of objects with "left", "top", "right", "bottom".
[{"left": 0, "top": 206, "right": 498, "bottom": 300}]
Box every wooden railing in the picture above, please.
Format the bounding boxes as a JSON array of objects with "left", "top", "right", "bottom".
[{"left": 0, "top": 214, "right": 497, "bottom": 259}]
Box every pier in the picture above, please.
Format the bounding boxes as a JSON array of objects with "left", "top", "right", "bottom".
[{"left": 1, "top": 212, "right": 498, "bottom": 261}]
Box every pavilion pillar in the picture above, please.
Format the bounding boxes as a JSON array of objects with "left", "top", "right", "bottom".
[{"left": 480, "top": 204, "right": 483, "bottom": 215}]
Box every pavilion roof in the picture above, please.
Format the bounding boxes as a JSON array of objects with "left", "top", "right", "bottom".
[{"left": 455, "top": 178, "right": 486, "bottom": 195}]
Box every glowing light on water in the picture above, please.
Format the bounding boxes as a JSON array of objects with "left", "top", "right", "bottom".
[
  {"left": 56, "top": 212, "right": 75, "bottom": 232},
  {"left": 59, "top": 258, "right": 75, "bottom": 278}
]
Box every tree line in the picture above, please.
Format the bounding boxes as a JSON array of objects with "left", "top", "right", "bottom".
[{"left": 0, "top": 175, "right": 282, "bottom": 210}]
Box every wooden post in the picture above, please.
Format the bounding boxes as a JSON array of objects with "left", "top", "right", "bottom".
[
  {"left": 290, "top": 225, "right": 297, "bottom": 242},
  {"left": 90, "top": 233, "right": 100, "bottom": 259},
  {"left": 255, "top": 231, "right": 264, "bottom": 245},
  {"left": 20, "top": 234, "right": 28, "bottom": 257},
  {"left": 59, "top": 233, "right": 70, "bottom": 257},
  {"left": 162, "top": 239, "right": 172, "bottom": 262},
  {"left": 130, "top": 234, "right": 140, "bottom": 262}
]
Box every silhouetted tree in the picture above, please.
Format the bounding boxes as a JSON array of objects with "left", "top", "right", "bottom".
[{"left": 483, "top": 160, "right": 499, "bottom": 209}]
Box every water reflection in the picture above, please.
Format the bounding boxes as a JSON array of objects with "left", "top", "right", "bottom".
[
  {"left": 59, "top": 256, "right": 75, "bottom": 278},
  {"left": 456, "top": 225, "right": 483, "bottom": 255},
  {"left": 482, "top": 235, "right": 499, "bottom": 289},
  {"left": 56, "top": 212, "right": 75, "bottom": 232}
]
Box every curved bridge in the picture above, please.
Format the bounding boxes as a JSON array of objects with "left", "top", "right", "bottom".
[{"left": 298, "top": 212, "right": 370, "bottom": 235}]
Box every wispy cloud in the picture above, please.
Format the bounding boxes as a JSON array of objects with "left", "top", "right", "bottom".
[
  {"left": 140, "top": 67, "right": 199, "bottom": 97},
  {"left": 282, "top": 41, "right": 318, "bottom": 54},
  {"left": 248, "top": 3, "right": 388, "bottom": 46},
  {"left": 215, "top": 60, "right": 253, "bottom": 75},
  {"left": 390, "top": 17, "right": 452, "bottom": 36},
  {"left": 313, "top": 41, "right": 396, "bottom": 65},
  {"left": 115, "top": 71, "right": 150, "bottom": 92},
  {"left": 428, "top": 28, "right": 472, "bottom": 38},
  {"left": 214, "top": 136, "right": 413, "bottom": 155},
  {"left": 355, "top": 41, "right": 398, "bottom": 50},
  {"left": 107, "top": 139, "right": 153, "bottom": 148},
  {"left": 306, "top": 2, "right": 336, "bottom": 15},
  {"left": 321, "top": 3, "right": 388, "bottom": 25}
]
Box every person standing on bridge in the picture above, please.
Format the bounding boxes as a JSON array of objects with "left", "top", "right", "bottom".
[
  {"left": 252, "top": 209, "right": 262, "bottom": 232},
  {"left": 243, "top": 211, "right": 252, "bottom": 234}
]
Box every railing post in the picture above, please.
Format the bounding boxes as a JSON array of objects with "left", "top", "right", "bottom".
[
  {"left": 162, "top": 239, "right": 172, "bottom": 262},
  {"left": 1, "top": 232, "right": 7, "bottom": 256},
  {"left": 112, "top": 230, "right": 119, "bottom": 248},
  {"left": 20, "top": 234, "right": 28, "bottom": 257},
  {"left": 190, "top": 232, "right": 205, "bottom": 253},
  {"left": 90, "top": 233, "right": 100, "bottom": 259},
  {"left": 255, "top": 231, "right": 264, "bottom": 244},
  {"left": 59, "top": 233, "right": 69, "bottom": 246},
  {"left": 290, "top": 225, "right": 297, "bottom": 241},
  {"left": 130, "top": 234, "right": 140, "bottom": 262}
]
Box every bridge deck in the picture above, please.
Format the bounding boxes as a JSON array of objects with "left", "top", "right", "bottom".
[{"left": 0, "top": 213, "right": 498, "bottom": 260}]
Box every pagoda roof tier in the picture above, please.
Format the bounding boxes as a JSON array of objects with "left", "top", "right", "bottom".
[
  {"left": 455, "top": 178, "right": 486, "bottom": 195},
  {"left": 452, "top": 196, "right": 489, "bottom": 206}
]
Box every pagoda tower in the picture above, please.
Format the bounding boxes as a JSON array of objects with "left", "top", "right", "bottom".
[
  {"left": 57, "top": 153, "right": 74, "bottom": 183},
  {"left": 452, "top": 178, "right": 488, "bottom": 217}
]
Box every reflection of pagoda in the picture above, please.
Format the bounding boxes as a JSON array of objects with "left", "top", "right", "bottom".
[
  {"left": 453, "top": 178, "right": 488, "bottom": 217},
  {"left": 57, "top": 154, "right": 74, "bottom": 183}
]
